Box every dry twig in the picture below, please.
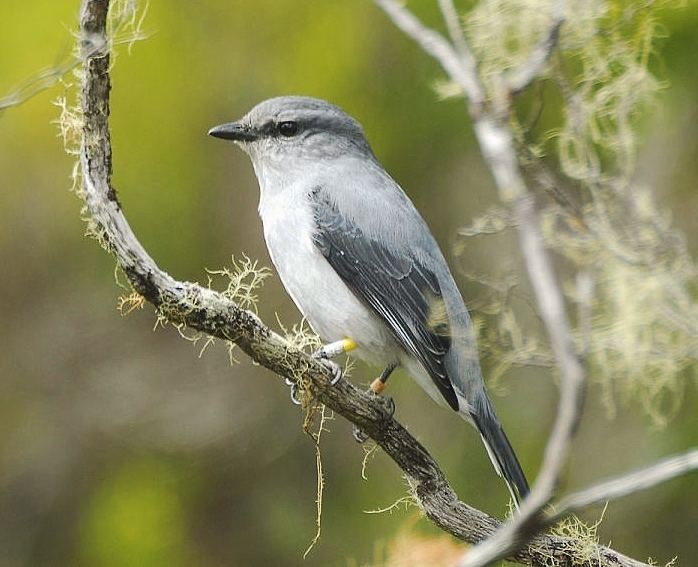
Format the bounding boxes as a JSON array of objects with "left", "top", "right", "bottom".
[
  {"left": 73, "top": 1, "right": 696, "bottom": 566},
  {"left": 373, "top": 2, "right": 697, "bottom": 566}
]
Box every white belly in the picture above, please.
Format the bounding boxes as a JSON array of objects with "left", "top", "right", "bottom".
[{"left": 259, "top": 188, "right": 398, "bottom": 368}]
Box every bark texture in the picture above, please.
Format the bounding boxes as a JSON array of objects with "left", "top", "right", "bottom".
[{"left": 76, "top": 1, "right": 652, "bottom": 565}]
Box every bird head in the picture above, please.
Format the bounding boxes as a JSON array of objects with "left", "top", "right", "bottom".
[{"left": 208, "top": 96, "right": 373, "bottom": 168}]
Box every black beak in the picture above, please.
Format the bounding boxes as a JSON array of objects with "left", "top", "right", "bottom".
[{"left": 207, "top": 122, "right": 257, "bottom": 142}]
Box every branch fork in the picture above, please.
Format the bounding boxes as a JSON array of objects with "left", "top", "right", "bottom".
[{"left": 74, "top": 1, "right": 696, "bottom": 566}]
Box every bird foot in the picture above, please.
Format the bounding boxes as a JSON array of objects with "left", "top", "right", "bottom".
[
  {"left": 284, "top": 349, "right": 344, "bottom": 406},
  {"left": 352, "top": 424, "right": 370, "bottom": 443},
  {"left": 284, "top": 378, "right": 302, "bottom": 405},
  {"left": 371, "top": 391, "right": 396, "bottom": 417},
  {"left": 352, "top": 388, "right": 396, "bottom": 444},
  {"left": 312, "top": 350, "right": 343, "bottom": 385}
]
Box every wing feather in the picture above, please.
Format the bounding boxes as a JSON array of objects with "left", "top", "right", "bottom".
[{"left": 311, "top": 188, "right": 458, "bottom": 410}]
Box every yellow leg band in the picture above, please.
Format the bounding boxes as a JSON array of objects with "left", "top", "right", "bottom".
[{"left": 342, "top": 338, "right": 358, "bottom": 352}]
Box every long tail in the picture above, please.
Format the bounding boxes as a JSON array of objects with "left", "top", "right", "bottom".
[{"left": 468, "top": 393, "right": 529, "bottom": 505}]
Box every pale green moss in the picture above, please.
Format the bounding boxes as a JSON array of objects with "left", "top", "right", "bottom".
[
  {"left": 302, "top": 403, "right": 334, "bottom": 558},
  {"left": 206, "top": 255, "right": 271, "bottom": 314},
  {"left": 544, "top": 506, "right": 607, "bottom": 567},
  {"left": 457, "top": 0, "right": 695, "bottom": 426}
]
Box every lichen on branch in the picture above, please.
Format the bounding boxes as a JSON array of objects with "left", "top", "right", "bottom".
[{"left": 68, "top": 1, "right": 683, "bottom": 566}]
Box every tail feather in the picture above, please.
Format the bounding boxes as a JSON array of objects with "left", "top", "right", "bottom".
[{"left": 470, "top": 395, "right": 529, "bottom": 505}]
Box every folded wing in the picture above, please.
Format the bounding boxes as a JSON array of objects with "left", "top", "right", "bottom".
[{"left": 311, "top": 187, "right": 458, "bottom": 410}]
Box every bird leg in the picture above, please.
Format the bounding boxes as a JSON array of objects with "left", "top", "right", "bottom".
[
  {"left": 286, "top": 338, "right": 357, "bottom": 405},
  {"left": 370, "top": 363, "right": 396, "bottom": 394},
  {"left": 315, "top": 338, "right": 357, "bottom": 359},
  {"left": 311, "top": 338, "right": 357, "bottom": 385},
  {"left": 369, "top": 363, "right": 397, "bottom": 416},
  {"left": 353, "top": 363, "right": 397, "bottom": 443}
]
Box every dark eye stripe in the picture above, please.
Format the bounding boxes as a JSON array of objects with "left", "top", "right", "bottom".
[{"left": 278, "top": 121, "right": 299, "bottom": 137}]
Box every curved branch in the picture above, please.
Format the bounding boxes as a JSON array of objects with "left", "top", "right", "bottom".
[{"left": 77, "top": 1, "right": 653, "bottom": 566}]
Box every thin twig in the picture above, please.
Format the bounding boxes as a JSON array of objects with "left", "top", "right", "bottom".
[
  {"left": 436, "top": 0, "right": 484, "bottom": 106},
  {"left": 75, "top": 2, "right": 684, "bottom": 566},
  {"left": 457, "top": 193, "right": 587, "bottom": 567},
  {"left": 376, "top": 1, "right": 688, "bottom": 565},
  {"left": 0, "top": 21, "right": 148, "bottom": 113},
  {"left": 547, "top": 449, "right": 698, "bottom": 525},
  {"left": 375, "top": 2, "right": 593, "bottom": 566},
  {"left": 507, "top": 0, "right": 565, "bottom": 94},
  {"left": 437, "top": 0, "right": 469, "bottom": 61},
  {"left": 375, "top": 0, "right": 484, "bottom": 108}
]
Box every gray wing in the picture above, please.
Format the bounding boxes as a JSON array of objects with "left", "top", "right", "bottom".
[{"left": 310, "top": 187, "right": 458, "bottom": 410}]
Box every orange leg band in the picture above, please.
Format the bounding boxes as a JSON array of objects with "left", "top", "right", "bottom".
[{"left": 370, "top": 377, "right": 387, "bottom": 394}]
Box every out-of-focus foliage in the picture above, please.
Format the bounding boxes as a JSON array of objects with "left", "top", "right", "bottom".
[
  {"left": 346, "top": 521, "right": 467, "bottom": 567},
  {"left": 0, "top": 1, "right": 696, "bottom": 566},
  {"left": 79, "top": 458, "right": 194, "bottom": 567},
  {"left": 459, "top": 0, "right": 698, "bottom": 427}
]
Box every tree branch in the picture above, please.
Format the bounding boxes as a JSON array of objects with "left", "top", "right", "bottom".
[
  {"left": 0, "top": 8, "right": 147, "bottom": 113},
  {"left": 547, "top": 449, "right": 698, "bottom": 525},
  {"left": 507, "top": 0, "right": 565, "bottom": 94},
  {"left": 75, "top": 1, "right": 680, "bottom": 566},
  {"left": 375, "top": 0, "right": 484, "bottom": 108},
  {"left": 373, "top": 2, "right": 641, "bottom": 567},
  {"left": 376, "top": 0, "right": 695, "bottom": 564}
]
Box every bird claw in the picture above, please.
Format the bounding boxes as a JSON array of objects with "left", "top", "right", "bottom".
[
  {"left": 284, "top": 378, "right": 302, "bottom": 405},
  {"left": 352, "top": 389, "right": 396, "bottom": 444},
  {"left": 312, "top": 352, "right": 343, "bottom": 385},
  {"left": 312, "top": 345, "right": 329, "bottom": 359},
  {"left": 352, "top": 424, "right": 369, "bottom": 443},
  {"left": 283, "top": 349, "right": 342, "bottom": 406},
  {"left": 289, "top": 383, "right": 301, "bottom": 405},
  {"left": 375, "top": 394, "right": 396, "bottom": 417}
]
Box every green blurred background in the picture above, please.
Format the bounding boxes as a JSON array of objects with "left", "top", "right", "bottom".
[{"left": 0, "top": 1, "right": 696, "bottom": 566}]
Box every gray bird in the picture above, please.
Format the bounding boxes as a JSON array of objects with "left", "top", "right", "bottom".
[{"left": 209, "top": 96, "right": 529, "bottom": 503}]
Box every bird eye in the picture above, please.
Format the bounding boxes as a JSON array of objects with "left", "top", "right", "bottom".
[{"left": 278, "top": 121, "right": 299, "bottom": 137}]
